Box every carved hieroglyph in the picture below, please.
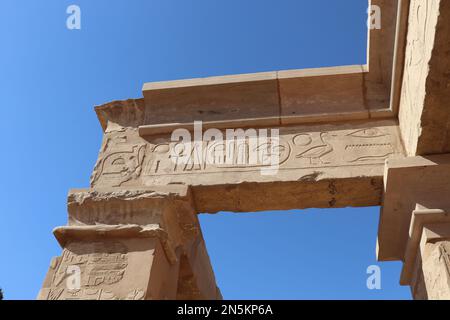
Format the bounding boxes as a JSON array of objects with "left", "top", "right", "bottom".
[
  {"left": 90, "top": 120, "right": 403, "bottom": 188},
  {"left": 38, "top": 240, "right": 147, "bottom": 300},
  {"left": 91, "top": 129, "right": 146, "bottom": 187},
  {"left": 422, "top": 241, "right": 450, "bottom": 300}
]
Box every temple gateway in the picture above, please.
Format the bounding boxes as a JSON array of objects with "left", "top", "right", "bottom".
[{"left": 39, "top": 0, "right": 450, "bottom": 300}]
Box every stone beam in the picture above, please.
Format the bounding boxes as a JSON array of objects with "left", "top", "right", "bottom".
[
  {"left": 413, "top": 223, "right": 450, "bottom": 299},
  {"left": 140, "top": 66, "right": 376, "bottom": 128},
  {"left": 122, "top": 1, "right": 408, "bottom": 131},
  {"left": 91, "top": 112, "right": 404, "bottom": 213}
]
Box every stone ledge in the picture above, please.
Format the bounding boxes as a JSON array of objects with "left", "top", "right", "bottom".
[
  {"left": 53, "top": 224, "right": 178, "bottom": 265},
  {"left": 68, "top": 185, "right": 191, "bottom": 206}
]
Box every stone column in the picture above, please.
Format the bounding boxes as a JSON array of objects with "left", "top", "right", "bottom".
[
  {"left": 403, "top": 207, "right": 450, "bottom": 299},
  {"left": 377, "top": 154, "right": 450, "bottom": 300},
  {"left": 38, "top": 186, "right": 221, "bottom": 300}
]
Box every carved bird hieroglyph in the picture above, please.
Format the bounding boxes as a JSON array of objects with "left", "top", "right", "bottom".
[{"left": 295, "top": 132, "right": 335, "bottom": 165}]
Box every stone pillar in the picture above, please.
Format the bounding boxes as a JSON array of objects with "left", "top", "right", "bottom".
[
  {"left": 377, "top": 154, "right": 450, "bottom": 300},
  {"left": 402, "top": 207, "right": 450, "bottom": 299},
  {"left": 38, "top": 186, "right": 221, "bottom": 300}
]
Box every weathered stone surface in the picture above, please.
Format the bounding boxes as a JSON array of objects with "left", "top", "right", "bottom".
[
  {"left": 142, "top": 72, "right": 280, "bottom": 125},
  {"left": 400, "top": 207, "right": 450, "bottom": 285},
  {"left": 278, "top": 66, "right": 371, "bottom": 121},
  {"left": 421, "top": 240, "right": 450, "bottom": 300},
  {"left": 409, "top": 224, "right": 450, "bottom": 300},
  {"left": 378, "top": 154, "right": 450, "bottom": 261},
  {"left": 378, "top": 155, "right": 450, "bottom": 299},
  {"left": 88, "top": 119, "right": 403, "bottom": 212},
  {"left": 398, "top": 0, "right": 450, "bottom": 156},
  {"left": 38, "top": 238, "right": 165, "bottom": 300},
  {"left": 39, "top": 186, "right": 221, "bottom": 300},
  {"left": 96, "top": 99, "right": 146, "bottom": 132}
]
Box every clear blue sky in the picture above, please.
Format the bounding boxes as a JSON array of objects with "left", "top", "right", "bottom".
[{"left": 0, "top": 0, "right": 411, "bottom": 300}]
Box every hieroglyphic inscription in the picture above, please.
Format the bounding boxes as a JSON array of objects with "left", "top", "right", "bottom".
[
  {"left": 89, "top": 122, "right": 402, "bottom": 187},
  {"left": 422, "top": 241, "right": 450, "bottom": 300},
  {"left": 141, "top": 126, "right": 398, "bottom": 176},
  {"left": 42, "top": 241, "right": 146, "bottom": 300},
  {"left": 91, "top": 132, "right": 146, "bottom": 187}
]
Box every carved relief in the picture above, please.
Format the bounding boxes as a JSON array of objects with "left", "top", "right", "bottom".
[
  {"left": 88, "top": 123, "right": 401, "bottom": 188},
  {"left": 41, "top": 241, "right": 148, "bottom": 300},
  {"left": 422, "top": 241, "right": 450, "bottom": 300},
  {"left": 294, "top": 132, "right": 334, "bottom": 165},
  {"left": 215, "top": 138, "right": 290, "bottom": 168},
  {"left": 44, "top": 287, "right": 145, "bottom": 300},
  {"left": 139, "top": 124, "right": 400, "bottom": 177},
  {"left": 91, "top": 143, "right": 146, "bottom": 187},
  {"left": 346, "top": 128, "right": 388, "bottom": 138},
  {"left": 53, "top": 242, "right": 128, "bottom": 288},
  {"left": 343, "top": 128, "right": 394, "bottom": 162},
  {"left": 144, "top": 137, "right": 291, "bottom": 175},
  {"left": 125, "top": 289, "right": 146, "bottom": 300}
]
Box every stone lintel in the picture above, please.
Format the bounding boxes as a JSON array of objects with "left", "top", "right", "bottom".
[
  {"left": 90, "top": 119, "right": 404, "bottom": 213},
  {"left": 377, "top": 154, "right": 450, "bottom": 261},
  {"left": 137, "top": 0, "right": 407, "bottom": 127},
  {"left": 95, "top": 1, "right": 407, "bottom": 132},
  {"left": 136, "top": 65, "right": 388, "bottom": 131},
  {"left": 139, "top": 65, "right": 384, "bottom": 131}
]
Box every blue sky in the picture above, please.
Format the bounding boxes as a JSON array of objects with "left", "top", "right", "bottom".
[{"left": 0, "top": 0, "right": 410, "bottom": 299}]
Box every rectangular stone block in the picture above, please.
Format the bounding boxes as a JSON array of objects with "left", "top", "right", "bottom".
[
  {"left": 90, "top": 119, "right": 404, "bottom": 212},
  {"left": 142, "top": 72, "right": 280, "bottom": 125},
  {"left": 278, "top": 66, "right": 370, "bottom": 122}
]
